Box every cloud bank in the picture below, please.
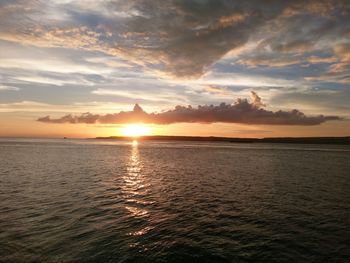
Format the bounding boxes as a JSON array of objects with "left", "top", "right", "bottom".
[
  {"left": 1, "top": 0, "right": 349, "bottom": 80},
  {"left": 37, "top": 92, "right": 340, "bottom": 126}
]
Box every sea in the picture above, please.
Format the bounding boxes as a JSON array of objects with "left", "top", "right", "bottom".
[{"left": 0, "top": 138, "right": 349, "bottom": 263}]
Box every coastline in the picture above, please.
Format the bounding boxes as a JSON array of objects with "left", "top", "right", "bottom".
[{"left": 94, "top": 135, "right": 350, "bottom": 145}]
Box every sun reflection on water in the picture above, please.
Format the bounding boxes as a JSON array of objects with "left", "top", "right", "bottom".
[{"left": 122, "top": 140, "right": 151, "bottom": 229}]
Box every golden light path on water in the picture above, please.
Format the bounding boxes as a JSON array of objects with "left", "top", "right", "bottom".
[{"left": 122, "top": 140, "right": 155, "bottom": 237}]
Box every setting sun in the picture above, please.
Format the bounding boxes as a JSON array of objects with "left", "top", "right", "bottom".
[{"left": 121, "top": 124, "right": 151, "bottom": 137}]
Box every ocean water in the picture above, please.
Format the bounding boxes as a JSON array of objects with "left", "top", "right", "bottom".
[{"left": 0, "top": 138, "right": 349, "bottom": 263}]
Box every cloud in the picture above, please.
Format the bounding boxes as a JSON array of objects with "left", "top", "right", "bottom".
[
  {"left": 193, "top": 71, "right": 298, "bottom": 88},
  {"left": 270, "top": 88, "right": 350, "bottom": 116},
  {"left": 0, "top": 85, "right": 20, "bottom": 91},
  {"left": 0, "top": 57, "right": 113, "bottom": 75},
  {"left": 0, "top": 100, "right": 130, "bottom": 113},
  {"left": 202, "top": 85, "right": 232, "bottom": 96},
  {"left": 91, "top": 88, "right": 188, "bottom": 104},
  {"left": 1, "top": 0, "right": 349, "bottom": 79},
  {"left": 250, "top": 91, "right": 266, "bottom": 108},
  {"left": 305, "top": 43, "right": 350, "bottom": 83},
  {"left": 37, "top": 91, "right": 340, "bottom": 126},
  {"left": 238, "top": 54, "right": 303, "bottom": 68},
  {"left": 14, "top": 75, "right": 92, "bottom": 86},
  {"left": 307, "top": 56, "right": 338, "bottom": 64}
]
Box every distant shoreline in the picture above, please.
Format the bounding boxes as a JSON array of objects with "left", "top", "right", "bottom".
[{"left": 95, "top": 135, "right": 350, "bottom": 145}]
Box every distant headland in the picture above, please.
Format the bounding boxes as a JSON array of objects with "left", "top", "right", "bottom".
[{"left": 95, "top": 136, "right": 350, "bottom": 145}]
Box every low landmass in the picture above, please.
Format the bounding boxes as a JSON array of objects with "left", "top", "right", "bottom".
[{"left": 95, "top": 135, "right": 350, "bottom": 145}]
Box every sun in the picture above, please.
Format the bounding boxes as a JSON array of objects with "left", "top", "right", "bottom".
[{"left": 121, "top": 124, "right": 151, "bottom": 137}]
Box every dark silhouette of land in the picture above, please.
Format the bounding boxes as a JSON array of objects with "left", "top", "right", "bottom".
[{"left": 95, "top": 136, "right": 350, "bottom": 145}]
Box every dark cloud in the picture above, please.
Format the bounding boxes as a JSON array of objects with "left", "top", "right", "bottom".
[
  {"left": 105, "top": 0, "right": 279, "bottom": 78},
  {"left": 37, "top": 92, "right": 340, "bottom": 125}
]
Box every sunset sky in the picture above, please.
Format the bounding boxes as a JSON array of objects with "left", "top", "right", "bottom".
[{"left": 0, "top": 0, "right": 349, "bottom": 138}]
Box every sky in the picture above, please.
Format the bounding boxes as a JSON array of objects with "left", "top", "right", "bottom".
[{"left": 0, "top": 0, "right": 349, "bottom": 138}]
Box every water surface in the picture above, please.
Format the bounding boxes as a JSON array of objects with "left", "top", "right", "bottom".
[{"left": 0, "top": 138, "right": 349, "bottom": 262}]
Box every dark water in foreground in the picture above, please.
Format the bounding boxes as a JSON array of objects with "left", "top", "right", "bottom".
[{"left": 0, "top": 138, "right": 349, "bottom": 263}]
